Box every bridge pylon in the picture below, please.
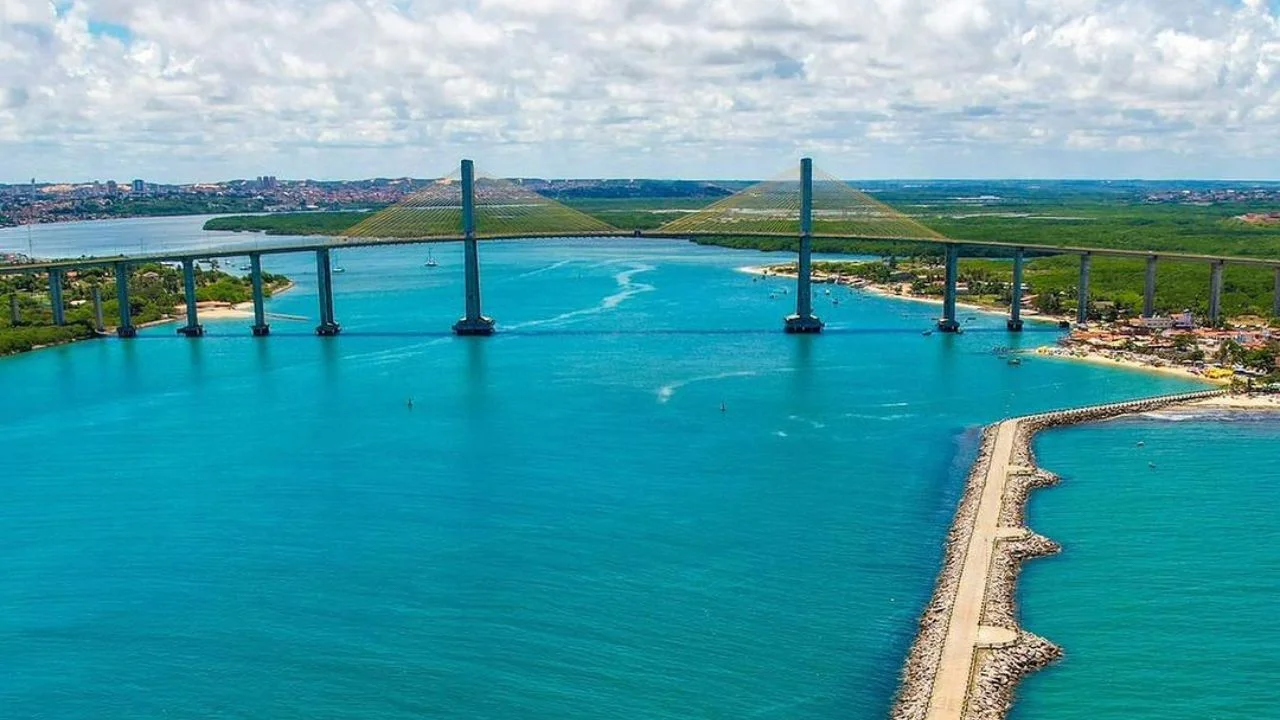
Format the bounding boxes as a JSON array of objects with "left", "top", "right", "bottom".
[
  {"left": 784, "top": 157, "right": 824, "bottom": 334},
  {"left": 453, "top": 159, "right": 495, "bottom": 336}
]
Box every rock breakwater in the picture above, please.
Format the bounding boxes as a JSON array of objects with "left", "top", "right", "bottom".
[{"left": 890, "top": 389, "right": 1225, "bottom": 720}]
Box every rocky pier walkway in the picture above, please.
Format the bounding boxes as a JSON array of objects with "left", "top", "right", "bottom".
[{"left": 891, "top": 388, "right": 1227, "bottom": 720}]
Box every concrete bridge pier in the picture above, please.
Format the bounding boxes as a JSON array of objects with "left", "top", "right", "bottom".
[
  {"left": 937, "top": 244, "right": 960, "bottom": 332},
  {"left": 1143, "top": 255, "right": 1157, "bottom": 318},
  {"left": 1209, "top": 260, "right": 1224, "bottom": 326},
  {"left": 250, "top": 253, "right": 270, "bottom": 336},
  {"left": 1274, "top": 267, "right": 1280, "bottom": 319},
  {"left": 1007, "top": 247, "right": 1024, "bottom": 332},
  {"left": 785, "top": 157, "right": 823, "bottom": 334},
  {"left": 1076, "top": 253, "right": 1091, "bottom": 326},
  {"left": 115, "top": 262, "right": 136, "bottom": 338},
  {"left": 454, "top": 158, "right": 496, "bottom": 336},
  {"left": 315, "top": 248, "right": 341, "bottom": 336},
  {"left": 48, "top": 269, "right": 65, "bottom": 326},
  {"left": 92, "top": 286, "right": 105, "bottom": 333},
  {"left": 9, "top": 292, "right": 20, "bottom": 325},
  {"left": 177, "top": 259, "right": 204, "bottom": 337}
]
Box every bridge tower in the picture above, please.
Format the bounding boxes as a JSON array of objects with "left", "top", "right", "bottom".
[
  {"left": 454, "top": 158, "right": 496, "bottom": 336},
  {"left": 784, "top": 157, "right": 823, "bottom": 334}
]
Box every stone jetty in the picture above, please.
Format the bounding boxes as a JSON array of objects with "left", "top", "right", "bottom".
[{"left": 891, "top": 389, "right": 1226, "bottom": 720}]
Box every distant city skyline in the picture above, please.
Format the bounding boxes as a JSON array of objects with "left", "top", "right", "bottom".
[{"left": 4, "top": 0, "right": 1280, "bottom": 183}]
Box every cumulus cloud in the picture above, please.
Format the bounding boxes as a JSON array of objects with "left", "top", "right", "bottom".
[{"left": 1, "top": 0, "right": 1279, "bottom": 180}]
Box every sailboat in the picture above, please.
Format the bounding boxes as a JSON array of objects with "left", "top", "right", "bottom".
[
  {"left": 424, "top": 248, "right": 438, "bottom": 268},
  {"left": 332, "top": 250, "right": 346, "bottom": 274}
]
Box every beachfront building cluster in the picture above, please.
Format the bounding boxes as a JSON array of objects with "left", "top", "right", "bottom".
[{"left": 1056, "top": 318, "right": 1278, "bottom": 381}]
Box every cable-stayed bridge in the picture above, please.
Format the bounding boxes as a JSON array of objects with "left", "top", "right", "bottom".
[{"left": 4, "top": 158, "right": 1278, "bottom": 338}]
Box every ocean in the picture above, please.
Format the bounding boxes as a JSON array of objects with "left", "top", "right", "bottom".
[
  {"left": 1015, "top": 410, "right": 1280, "bottom": 719},
  {"left": 0, "top": 217, "right": 1231, "bottom": 718}
]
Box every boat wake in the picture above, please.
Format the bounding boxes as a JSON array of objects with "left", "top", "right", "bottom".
[
  {"left": 507, "top": 263, "right": 655, "bottom": 330},
  {"left": 657, "top": 370, "right": 762, "bottom": 403},
  {"left": 511, "top": 258, "right": 575, "bottom": 280}
]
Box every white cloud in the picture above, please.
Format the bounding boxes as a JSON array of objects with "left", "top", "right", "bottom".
[{"left": 1, "top": 0, "right": 1279, "bottom": 180}]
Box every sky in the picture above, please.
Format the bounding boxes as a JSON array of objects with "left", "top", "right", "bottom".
[{"left": 3, "top": 0, "right": 1280, "bottom": 182}]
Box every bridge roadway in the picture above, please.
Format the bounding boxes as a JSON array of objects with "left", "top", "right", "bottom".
[
  {"left": 4, "top": 230, "right": 1280, "bottom": 275},
  {"left": 4, "top": 156, "right": 1280, "bottom": 335}
]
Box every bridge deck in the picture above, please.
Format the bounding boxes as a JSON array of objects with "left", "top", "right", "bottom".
[{"left": 2, "top": 230, "right": 1277, "bottom": 274}]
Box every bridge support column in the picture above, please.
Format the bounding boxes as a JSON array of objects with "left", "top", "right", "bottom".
[
  {"left": 785, "top": 157, "right": 823, "bottom": 334},
  {"left": 1209, "top": 260, "right": 1224, "bottom": 327},
  {"left": 1143, "top": 255, "right": 1157, "bottom": 318},
  {"left": 937, "top": 245, "right": 960, "bottom": 332},
  {"left": 92, "top": 286, "right": 105, "bottom": 332},
  {"left": 1274, "top": 267, "right": 1280, "bottom": 319},
  {"left": 115, "top": 262, "right": 136, "bottom": 338},
  {"left": 315, "top": 248, "right": 340, "bottom": 336},
  {"left": 1007, "top": 248, "right": 1024, "bottom": 332},
  {"left": 177, "top": 259, "right": 204, "bottom": 337},
  {"left": 454, "top": 158, "right": 495, "bottom": 336},
  {"left": 48, "top": 269, "right": 65, "bottom": 326},
  {"left": 9, "top": 292, "right": 20, "bottom": 325},
  {"left": 250, "top": 253, "right": 270, "bottom": 336},
  {"left": 1076, "top": 253, "right": 1091, "bottom": 326}
]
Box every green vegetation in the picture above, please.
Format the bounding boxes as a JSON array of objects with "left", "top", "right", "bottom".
[
  {"left": 807, "top": 257, "right": 1278, "bottom": 322},
  {"left": 205, "top": 212, "right": 376, "bottom": 236},
  {"left": 0, "top": 265, "right": 290, "bottom": 357}
]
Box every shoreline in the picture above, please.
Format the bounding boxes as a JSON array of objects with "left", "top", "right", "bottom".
[
  {"left": 740, "top": 263, "right": 1239, "bottom": 385},
  {"left": 1027, "top": 345, "right": 1229, "bottom": 385},
  {"left": 737, "top": 264, "right": 1070, "bottom": 327},
  {"left": 1, "top": 281, "right": 299, "bottom": 357},
  {"left": 891, "top": 389, "right": 1231, "bottom": 720}
]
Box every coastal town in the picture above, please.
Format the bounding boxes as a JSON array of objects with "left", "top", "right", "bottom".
[{"left": 756, "top": 260, "right": 1280, "bottom": 387}]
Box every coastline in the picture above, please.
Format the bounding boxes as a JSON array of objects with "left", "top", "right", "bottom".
[
  {"left": 891, "top": 389, "right": 1230, "bottom": 720},
  {"left": 2, "top": 281, "right": 299, "bottom": 355},
  {"left": 1026, "top": 345, "right": 1229, "bottom": 385},
  {"left": 740, "top": 263, "right": 1238, "bottom": 385},
  {"left": 737, "top": 264, "right": 1069, "bottom": 327}
]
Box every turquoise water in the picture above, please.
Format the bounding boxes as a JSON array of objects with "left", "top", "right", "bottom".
[
  {"left": 1016, "top": 412, "right": 1280, "bottom": 719},
  {"left": 1, "top": 218, "right": 1210, "bottom": 718}
]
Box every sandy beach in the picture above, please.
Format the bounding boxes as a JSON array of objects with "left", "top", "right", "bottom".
[
  {"left": 1188, "top": 393, "right": 1280, "bottom": 409},
  {"left": 1028, "top": 346, "right": 1229, "bottom": 385}
]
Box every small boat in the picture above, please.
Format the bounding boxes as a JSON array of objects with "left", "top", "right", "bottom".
[
  {"left": 1137, "top": 441, "right": 1145, "bottom": 447},
  {"left": 922, "top": 330, "right": 933, "bottom": 336},
  {"left": 238, "top": 263, "right": 252, "bottom": 271},
  {"left": 1007, "top": 357, "right": 1022, "bottom": 366}
]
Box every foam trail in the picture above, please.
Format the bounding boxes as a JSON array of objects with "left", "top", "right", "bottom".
[
  {"left": 507, "top": 264, "right": 655, "bottom": 330},
  {"left": 657, "top": 370, "right": 761, "bottom": 403},
  {"left": 513, "top": 259, "right": 574, "bottom": 280}
]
